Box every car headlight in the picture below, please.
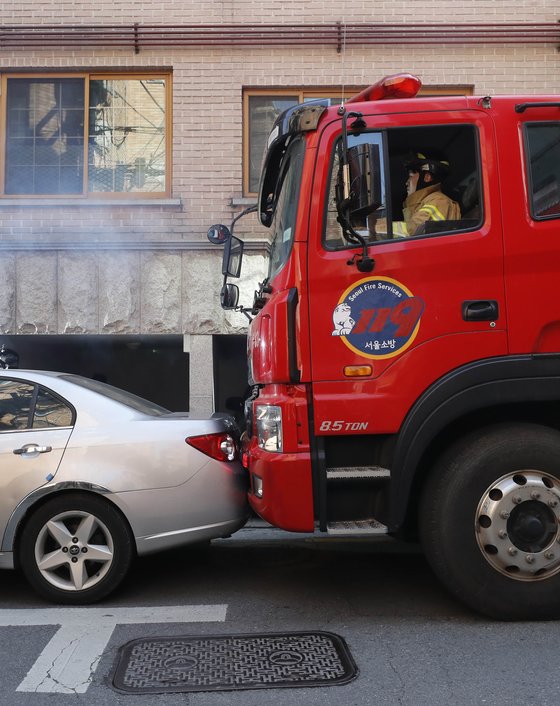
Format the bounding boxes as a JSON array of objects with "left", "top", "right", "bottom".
[{"left": 255, "top": 404, "right": 283, "bottom": 452}]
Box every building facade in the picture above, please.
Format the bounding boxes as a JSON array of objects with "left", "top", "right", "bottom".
[{"left": 0, "top": 1, "right": 559, "bottom": 415}]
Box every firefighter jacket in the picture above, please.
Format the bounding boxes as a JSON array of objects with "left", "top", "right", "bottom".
[{"left": 392, "top": 184, "right": 461, "bottom": 237}]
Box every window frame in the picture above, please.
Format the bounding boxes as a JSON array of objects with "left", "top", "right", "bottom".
[
  {"left": 0, "top": 71, "right": 172, "bottom": 200},
  {"left": 523, "top": 121, "right": 560, "bottom": 222},
  {"left": 322, "top": 122, "right": 483, "bottom": 250},
  {"left": 0, "top": 378, "right": 76, "bottom": 432},
  {"left": 243, "top": 84, "right": 473, "bottom": 197}
]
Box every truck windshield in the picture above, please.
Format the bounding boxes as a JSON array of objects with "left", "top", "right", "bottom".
[{"left": 267, "top": 136, "right": 305, "bottom": 281}]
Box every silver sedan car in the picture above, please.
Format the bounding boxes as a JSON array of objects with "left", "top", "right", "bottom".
[{"left": 0, "top": 370, "right": 249, "bottom": 604}]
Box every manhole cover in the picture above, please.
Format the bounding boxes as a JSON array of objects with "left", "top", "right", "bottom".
[{"left": 112, "top": 631, "right": 357, "bottom": 694}]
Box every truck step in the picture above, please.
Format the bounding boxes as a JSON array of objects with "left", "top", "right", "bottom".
[
  {"left": 327, "top": 519, "right": 388, "bottom": 535},
  {"left": 326, "top": 466, "right": 390, "bottom": 480}
]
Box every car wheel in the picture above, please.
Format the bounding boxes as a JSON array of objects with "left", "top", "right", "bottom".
[
  {"left": 19, "top": 493, "right": 134, "bottom": 604},
  {"left": 420, "top": 423, "right": 560, "bottom": 620}
]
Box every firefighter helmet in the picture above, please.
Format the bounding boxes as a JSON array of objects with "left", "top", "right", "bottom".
[{"left": 405, "top": 152, "right": 450, "bottom": 182}]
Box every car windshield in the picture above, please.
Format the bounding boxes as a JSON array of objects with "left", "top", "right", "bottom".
[
  {"left": 267, "top": 136, "right": 305, "bottom": 281},
  {"left": 61, "top": 374, "right": 170, "bottom": 416}
]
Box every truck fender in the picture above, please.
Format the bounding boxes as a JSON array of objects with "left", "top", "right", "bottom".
[{"left": 390, "top": 354, "right": 560, "bottom": 532}]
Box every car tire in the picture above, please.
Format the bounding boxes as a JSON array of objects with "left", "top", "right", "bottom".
[
  {"left": 420, "top": 423, "right": 560, "bottom": 620},
  {"left": 19, "top": 492, "right": 134, "bottom": 604}
]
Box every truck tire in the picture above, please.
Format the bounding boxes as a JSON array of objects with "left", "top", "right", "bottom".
[
  {"left": 19, "top": 493, "right": 134, "bottom": 604},
  {"left": 420, "top": 423, "right": 560, "bottom": 620}
]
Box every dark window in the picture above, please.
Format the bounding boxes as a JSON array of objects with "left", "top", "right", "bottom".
[
  {"left": 525, "top": 123, "right": 560, "bottom": 219},
  {"left": 33, "top": 387, "right": 73, "bottom": 428}
]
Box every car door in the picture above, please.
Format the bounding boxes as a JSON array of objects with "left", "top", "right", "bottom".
[
  {"left": 0, "top": 378, "right": 74, "bottom": 539},
  {"left": 307, "top": 109, "right": 507, "bottom": 434}
]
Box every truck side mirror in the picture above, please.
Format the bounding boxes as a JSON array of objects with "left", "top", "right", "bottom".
[
  {"left": 221, "top": 283, "right": 240, "bottom": 310},
  {"left": 207, "top": 224, "right": 231, "bottom": 245},
  {"left": 222, "top": 235, "right": 244, "bottom": 278},
  {"left": 346, "top": 143, "right": 382, "bottom": 219}
]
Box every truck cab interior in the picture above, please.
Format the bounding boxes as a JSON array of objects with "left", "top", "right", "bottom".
[
  {"left": 324, "top": 122, "right": 483, "bottom": 248},
  {"left": 385, "top": 123, "right": 482, "bottom": 231}
]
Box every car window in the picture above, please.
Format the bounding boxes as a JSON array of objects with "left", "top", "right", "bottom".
[
  {"left": 0, "top": 379, "right": 34, "bottom": 431},
  {"left": 33, "top": 387, "right": 73, "bottom": 428}
]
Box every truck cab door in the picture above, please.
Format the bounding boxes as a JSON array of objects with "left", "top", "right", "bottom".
[
  {"left": 499, "top": 106, "right": 560, "bottom": 355},
  {"left": 307, "top": 110, "right": 507, "bottom": 435}
]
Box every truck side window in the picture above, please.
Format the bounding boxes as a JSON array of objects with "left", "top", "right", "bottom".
[
  {"left": 324, "top": 124, "right": 482, "bottom": 248},
  {"left": 525, "top": 123, "right": 560, "bottom": 220}
]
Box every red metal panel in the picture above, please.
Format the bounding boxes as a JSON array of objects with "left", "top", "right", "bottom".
[{"left": 306, "top": 104, "right": 507, "bottom": 434}]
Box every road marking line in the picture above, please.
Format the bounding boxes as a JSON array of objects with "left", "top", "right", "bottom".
[
  {"left": 0, "top": 605, "right": 227, "bottom": 694},
  {"left": 18, "top": 623, "right": 115, "bottom": 694}
]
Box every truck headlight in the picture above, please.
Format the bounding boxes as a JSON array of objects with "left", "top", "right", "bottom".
[{"left": 256, "top": 405, "right": 283, "bottom": 452}]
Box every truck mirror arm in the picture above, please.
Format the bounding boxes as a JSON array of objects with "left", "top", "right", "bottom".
[
  {"left": 335, "top": 110, "right": 375, "bottom": 273},
  {"left": 335, "top": 204, "right": 375, "bottom": 273}
]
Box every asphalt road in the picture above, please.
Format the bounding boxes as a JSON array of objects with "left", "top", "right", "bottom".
[{"left": 1, "top": 522, "right": 560, "bottom": 705}]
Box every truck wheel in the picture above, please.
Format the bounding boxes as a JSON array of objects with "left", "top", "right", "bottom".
[
  {"left": 19, "top": 493, "right": 134, "bottom": 604},
  {"left": 420, "top": 423, "right": 560, "bottom": 620}
]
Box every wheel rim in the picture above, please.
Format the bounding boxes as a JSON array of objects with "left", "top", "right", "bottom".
[
  {"left": 476, "top": 471, "right": 560, "bottom": 581},
  {"left": 34, "top": 510, "right": 114, "bottom": 592}
]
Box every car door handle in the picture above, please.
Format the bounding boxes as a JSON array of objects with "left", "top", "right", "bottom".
[
  {"left": 462, "top": 300, "right": 499, "bottom": 322},
  {"left": 13, "top": 445, "right": 52, "bottom": 456}
]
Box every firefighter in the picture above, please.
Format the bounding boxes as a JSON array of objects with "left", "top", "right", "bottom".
[{"left": 375, "top": 152, "right": 461, "bottom": 237}]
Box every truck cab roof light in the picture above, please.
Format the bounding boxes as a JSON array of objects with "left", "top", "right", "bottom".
[{"left": 345, "top": 73, "right": 422, "bottom": 105}]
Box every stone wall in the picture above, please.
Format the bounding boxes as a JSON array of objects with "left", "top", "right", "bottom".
[{"left": 0, "top": 248, "right": 266, "bottom": 337}]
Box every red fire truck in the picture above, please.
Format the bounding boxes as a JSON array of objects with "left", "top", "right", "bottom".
[{"left": 209, "top": 73, "right": 560, "bottom": 619}]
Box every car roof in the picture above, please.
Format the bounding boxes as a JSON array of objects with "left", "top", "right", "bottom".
[{"left": 0, "top": 369, "right": 67, "bottom": 379}]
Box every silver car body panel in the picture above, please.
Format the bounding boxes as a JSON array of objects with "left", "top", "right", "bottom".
[
  {"left": 1, "top": 480, "right": 111, "bottom": 551},
  {"left": 0, "top": 552, "right": 14, "bottom": 569},
  {"left": 0, "top": 370, "right": 249, "bottom": 562},
  {"left": 107, "top": 455, "right": 249, "bottom": 554},
  {"left": 0, "top": 426, "right": 73, "bottom": 544}
]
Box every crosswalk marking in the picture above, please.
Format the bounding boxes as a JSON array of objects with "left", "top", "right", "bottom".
[{"left": 0, "top": 605, "right": 227, "bottom": 694}]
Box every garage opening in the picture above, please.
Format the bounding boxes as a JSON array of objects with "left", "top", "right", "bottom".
[
  {"left": 213, "top": 334, "right": 248, "bottom": 426},
  {"left": 0, "top": 334, "right": 189, "bottom": 411}
]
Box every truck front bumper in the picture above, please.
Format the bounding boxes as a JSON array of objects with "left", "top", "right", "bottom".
[{"left": 244, "top": 437, "right": 314, "bottom": 532}]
